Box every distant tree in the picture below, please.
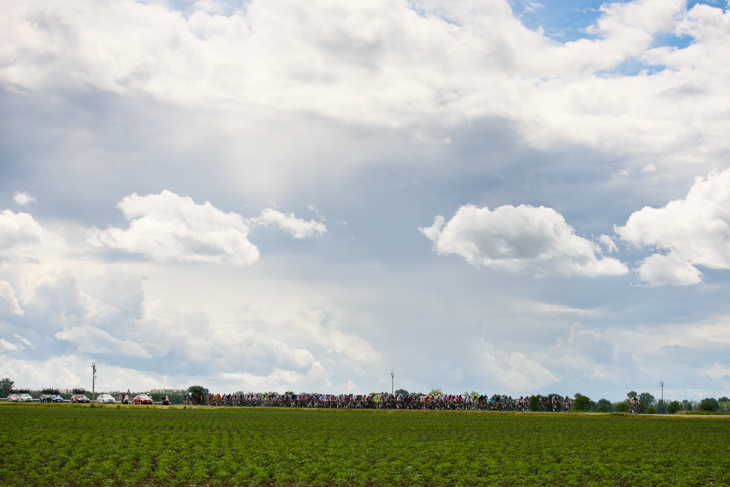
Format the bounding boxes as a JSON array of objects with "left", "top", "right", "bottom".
[
  {"left": 573, "top": 393, "right": 594, "bottom": 412},
  {"left": 702, "top": 397, "right": 719, "bottom": 411},
  {"left": 638, "top": 392, "right": 655, "bottom": 407},
  {"left": 699, "top": 399, "right": 717, "bottom": 412},
  {"left": 614, "top": 402, "right": 629, "bottom": 413},
  {"left": 683, "top": 399, "right": 693, "bottom": 411},
  {"left": 188, "top": 385, "right": 209, "bottom": 398},
  {"left": 596, "top": 398, "right": 612, "bottom": 413},
  {"left": 395, "top": 389, "right": 409, "bottom": 396},
  {"left": 645, "top": 406, "right": 657, "bottom": 414},
  {"left": 464, "top": 390, "right": 480, "bottom": 400},
  {"left": 0, "top": 378, "right": 14, "bottom": 398},
  {"left": 719, "top": 397, "right": 730, "bottom": 412},
  {"left": 428, "top": 388, "right": 443, "bottom": 396},
  {"left": 529, "top": 395, "right": 540, "bottom": 412},
  {"left": 667, "top": 401, "right": 682, "bottom": 414}
]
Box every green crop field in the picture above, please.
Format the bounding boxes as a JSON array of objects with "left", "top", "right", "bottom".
[{"left": 1, "top": 403, "right": 729, "bottom": 486}]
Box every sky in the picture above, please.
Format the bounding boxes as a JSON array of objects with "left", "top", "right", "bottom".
[{"left": 1, "top": 0, "right": 730, "bottom": 402}]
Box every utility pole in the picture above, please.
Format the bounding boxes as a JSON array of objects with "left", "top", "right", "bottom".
[
  {"left": 660, "top": 381, "right": 664, "bottom": 414},
  {"left": 91, "top": 363, "right": 97, "bottom": 401},
  {"left": 391, "top": 371, "right": 394, "bottom": 395}
]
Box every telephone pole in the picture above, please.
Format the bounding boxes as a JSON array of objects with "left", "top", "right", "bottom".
[
  {"left": 91, "top": 363, "right": 97, "bottom": 401},
  {"left": 660, "top": 381, "right": 664, "bottom": 414},
  {"left": 391, "top": 371, "right": 394, "bottom": 395}
]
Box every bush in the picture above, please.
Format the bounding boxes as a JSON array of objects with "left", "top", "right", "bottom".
[
  {"left": 646, "top": 406, "right": 657, "bottom": 414},
  {"left": 595, "top": 398, "right": 613, "bottom": 413},
  {"left": 667, "top": 401, "right": 682, "bottom": 414},
  {"left": 614, "top": 402, "right": 629, "bottom": 413}
]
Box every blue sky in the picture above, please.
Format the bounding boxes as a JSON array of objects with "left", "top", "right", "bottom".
[
  {"left": 1, "top": 0, "right": 730, "bottom": 402},
  {"left": 513, "top": 0, "right": 611, "bottom": 39}
]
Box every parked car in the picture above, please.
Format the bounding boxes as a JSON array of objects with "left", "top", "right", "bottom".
[
  {"left": 39, "top": 394, "right": 64, "bottom": 403},
  {"left": 70, "top": 394, "right": 90, "bottom": 403},
  {"left": 17, "top": 393, "right": 33, "bottom": 402},
  {"left": 96, "top": 393, "right": 116, "bottom": 404},
  {"left": 6, "top": 393, "right": 19, "bottom": 402},
  {"left": 133, "top": 394, "right": 153, "bottom": 405}
]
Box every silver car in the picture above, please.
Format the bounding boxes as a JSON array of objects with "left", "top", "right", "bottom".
[
  {"left": 96, "top": 393, "right": 116, "bottom": 404},
  {"left": 18, "top": 393, "right": 33, "bottom": 402}
]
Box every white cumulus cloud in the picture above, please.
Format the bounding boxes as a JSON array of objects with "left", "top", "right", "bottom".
[
  {"left": 248, "top": 208, "right": 327, "bottom": 239},
  {"left": 0, "top": 209, "right": 64, "bottom": 261},
  {"left": 13, "top": 191, "right": 37, "bottom": 206},
  {"left": 420, "top": 204, "right": 628, "bottom": 278},
  {"left": 88, "top": 191, "right": 327, "bottom": 264},
  {"left": 87, "top": 190, "right": 260, "bottom": 265},
  {"left": 636, "top": 251, "right": 703, "bottom": 286},
  {"left": 616, "top": 169, "right": 730, "bottom": 285}
]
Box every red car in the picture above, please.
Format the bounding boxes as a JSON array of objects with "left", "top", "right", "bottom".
[
  {"left": 133, "top": 394, "right": 153, "bottom": 405},
  {"left": 6, "top": 393, "right": 19, "bottom": 402}
]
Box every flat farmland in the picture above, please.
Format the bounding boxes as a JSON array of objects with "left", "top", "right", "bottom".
[{"left": 1, "top": 404, "right": 729, "bottom": 486}]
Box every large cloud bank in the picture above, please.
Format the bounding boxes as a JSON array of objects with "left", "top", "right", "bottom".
[{"left": 1, "top": 0, "right": 729, "bottom": 171}]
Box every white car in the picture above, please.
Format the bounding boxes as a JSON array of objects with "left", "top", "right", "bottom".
[
  {"left": 96, "top": 393, "right": 116, "bottom": 404},
  {"left": 18, "top": 393, "right": 33, "bottom": 402}
]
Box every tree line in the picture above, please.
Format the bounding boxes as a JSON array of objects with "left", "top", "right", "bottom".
[{"left": 1, "top": 378, "right": 727, "bottom": 413}]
